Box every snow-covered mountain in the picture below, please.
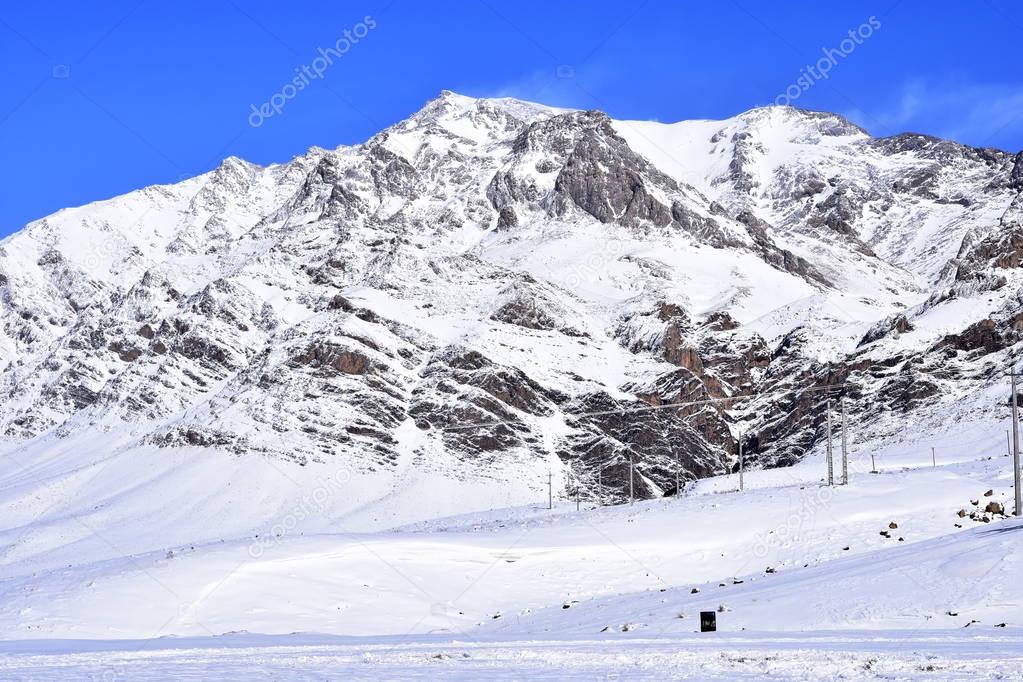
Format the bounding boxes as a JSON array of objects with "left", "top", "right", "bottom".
[{"left": 1, "top": 90, "right": 1022, "bottom": 535}]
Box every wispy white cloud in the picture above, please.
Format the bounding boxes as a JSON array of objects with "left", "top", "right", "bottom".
[
  {"left": 461, "top": 61, "right": 616, "bottom": 111},
  {"left": 845, "top": 80, "right": 1023, "bottom": 150}
]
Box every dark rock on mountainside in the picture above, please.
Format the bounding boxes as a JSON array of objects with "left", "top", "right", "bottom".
[
  {"left": 735, "top": 211, "right": 831, "bottom": 286},
  {"left": 408, "top": 349, "right": 561, "bottom": 457},
  {"left": 859, "top": 314, "right": 914, "bottom": 347},
  {"left": 1011, "top": 152, "right": 1023, "bottom": 190},
  {"left": 560, "top": 391, "right": 726, "bottom": 501},
  {"left": 292, "top": 343, "right": 372, "bottom": 375}
]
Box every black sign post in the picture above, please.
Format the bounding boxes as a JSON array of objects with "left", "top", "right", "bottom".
[{"left": 700, "top": 611, "right": 717, "bottom": 632}]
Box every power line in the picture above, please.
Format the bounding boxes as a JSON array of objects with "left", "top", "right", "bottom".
[
  {"left": 738, "top": 429, "right": 744, "bottom": 492},
  {"left": 629, "top": 451, "right": 635, "bottom": 506},
  {"left": 841, "top": 397, "right": 849, "bottom": 485},
  {"left": 826, "top": 398, "right": 834, "bottom": 486},
  {"left": 432, "top": 381, "right": 854, "bottom": 506},
  {"left": 439, "top": 394, "right": 740, "bottom": 433},
  {"left": 1010, "top": 367, "right": 1021, "bottom": 517},
  {"left": 438, "top": 383, "right": 854, "bottom": 433},
  {"left": 674, "top": 448, "right": 681, "bottom": 498}
]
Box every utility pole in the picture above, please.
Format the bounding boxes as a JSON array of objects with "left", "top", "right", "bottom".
[
  {"left": 629, "top": 452, "right": 635, "bottom": 506},
  {"left": 931, "top": 447, "right": 936, "bottom": 468},
  {"left": 548, "top": 468, "right": 552, "bottom": 510},
  {"left": 738, "top": 431, "right": 744, "bottom": 492},
  {"left": 675, "top": 450, "right": 681, "bottom": 498},
  {"left": 826, "top": 399, "right": 834, "bottom": 486},
  {"left": 1012, "top": 369, "right": 1021, "bottom": 516},
  {"left": 870, "top": 453, "right": 877, "bottom": 474},
  {"left": 840, "top": 398, "right": 848, "bottom": 485}
]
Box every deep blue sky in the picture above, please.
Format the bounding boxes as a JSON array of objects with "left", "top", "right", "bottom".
[{"left": 3, "top": 1, "right": 1023, "bottom": 237}]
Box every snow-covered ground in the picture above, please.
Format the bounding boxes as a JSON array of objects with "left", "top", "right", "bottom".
[
  {"left": 3, "top": 631, "right": 1022, "bottom": 680},
  {"left": 1, "top": 421, "right": 1020, "bottom": 678}
]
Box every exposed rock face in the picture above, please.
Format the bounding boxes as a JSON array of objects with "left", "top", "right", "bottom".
[
  {"left": 549, "top": 113, "right": 674, "bottom": 228},
  {"left": 495, "top": 206, "right": 518, "bottom": 230},
  {"left": 559, "top": 390, "right": 727, "bottom": 501},
  {"left": 956, "top": 223, "right": 1023, "bottom": 281},
  {"left": 408, "top": 348, "right": 561, "bottom": 458},
  {"left": 2, "top": 91, "right": 1022, "bottom": 505},
  {"left": 1011, "top": 152, "right": 1023, "bottom": 191},
  {"left": 489, "top": 109, "right": 746, "bottom": 250},
  {"left": 934, "top": 311, "right": 1023, "bottom": 355},
  {"left": 734, "top": 210, "right": 831, "bottom": 285},
  {"left": 292, "top": 343, "right": 372, "bottom": 375},
  {"left": 727, "top": 131, "right": 763, "bottom": 195},
  {"left": 489, "top": 279, "right": 581, "bottom": 335},
  {"left": 859, "top": 314, "right": 914, "bottom": 347}
]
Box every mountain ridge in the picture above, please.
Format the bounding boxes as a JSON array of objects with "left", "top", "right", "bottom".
[{"left": 1, "top": 90, "right": 1022, "bottom": 545}]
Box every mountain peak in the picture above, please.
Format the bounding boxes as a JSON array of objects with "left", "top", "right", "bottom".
[
  {"left": 405, "top": 89, "right": 479, "bottom": 124},
  {"left": 732, "top": 104, "right": 870, "bottom": 138},
  {"left": 406, "top": 90, "right": 567, "bottom": 129}
]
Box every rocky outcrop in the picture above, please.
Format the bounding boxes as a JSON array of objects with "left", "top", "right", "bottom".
[
  {"left": 540, "top": 111, "right": 676, "bottom": 228},
  {"left": 933, "top": 313, "right": 1023, "bottom": 355},
  {"left": 859, "top": 314, "right": 914, "bottom": 347},
  {"left": 292, "top": 343, "right": 372, "bottom": 375},
  {"left": 955, "top": 197, "right": 1023, "bottom": 282},
  {"left": 560, "top": 391, "right": 727, "bottom": 502},
  {"left": 490, "top": 279, "right": 581, "bottom": 335},
  {"left": 1010, "top": 152, "right": 1023, "bottom": 191},
  {"left": 735, "top": 210, "right": 831, "bottom": 286},
  {"left": 409, "top": 348, "right": 562, "bottom": 458}
]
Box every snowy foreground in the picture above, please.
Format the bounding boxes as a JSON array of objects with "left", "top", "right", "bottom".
[
  {"left": 2, "top": 631, "right": 1022, "bottom": 680},
  {"left": 2, "top": 423, "right": 1022, "bottom": 679}
]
